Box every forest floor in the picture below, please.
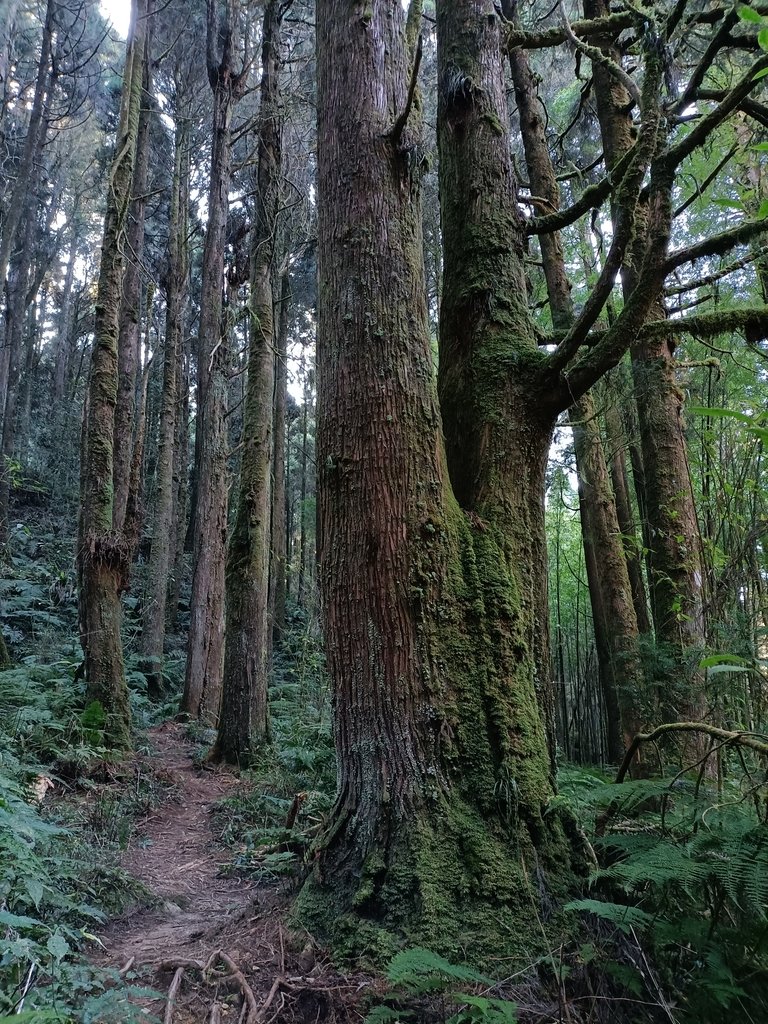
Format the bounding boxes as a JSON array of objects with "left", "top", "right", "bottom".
[{"left": 88, "top": 721, "right": 366, "bottom": 1024}]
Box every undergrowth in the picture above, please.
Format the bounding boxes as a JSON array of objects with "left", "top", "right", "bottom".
[
  {"left": 214, "top": 610, "right": 336, "bottom": 881},
  {"left": 0, "top": 515, "right": 177, "bottom": 1020},
  {"left": 557, "top": 758, "right": 768, "bottom": 1021}
]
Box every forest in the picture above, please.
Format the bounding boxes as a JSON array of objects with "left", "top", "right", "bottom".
[{"left": 1, "top": 0, "right": 768, "bottom": 1020}]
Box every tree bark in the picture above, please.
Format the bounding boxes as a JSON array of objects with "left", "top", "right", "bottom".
[
  {"left": 0, "top": 208, "right": 35, "bottom": 546},
  {"left": 77, "top": 0, "right": 148, "bottom": 750},
  {"left": 269, "top": 270, "right": 290, "bottom": 643},
  {"left": 141, "top": 110, "right": 188, "bottom": 691},
  {"left": 214, "top": 0, "right": 283, "bottom": 764},
  {"left": 114, "top": 40, "right": 154, "bottom": 533},
  {"left": 297, "top": 0, "right": 587, "bottom": 956},
  {"left": 180, "top": 0, "right": 247, "bottom": 723}
]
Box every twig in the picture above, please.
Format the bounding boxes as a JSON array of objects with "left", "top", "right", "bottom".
[
  {"left": 253, "top": 977, "right": 283, "bottom": 1022},
  {"left": 164, "top": 967, "right": 185, "bottom": 1024},
  {"left": 388, "top": 34, "right": 423, "bottom": 145},
  {"left": 215, "top": 951, "right": 260, "bottom": 1021},
  {"left": 119, "top": 956, "right": 136, "bottom": 976},
  {"left": 209, "top": 1004, "right": 223, "bottom": 1024}
]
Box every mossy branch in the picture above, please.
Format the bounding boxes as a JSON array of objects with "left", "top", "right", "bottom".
[
  {"left": 389, "top": 33, "right": 423, "bottom": 145},
  {"left": 665, "top": 220, "right": 768, "bottom": 274},
  {"left": 617, "top": 722, "right": 768, "bottom": 784},
  {"left": 559, "top": 1, "right": 641, "bottom": 108},
  {"left": 539, "top": 306, "right": 768, "bottom": 347},
  {"left": 665, "top": 246, "right": 768, "bottom": 295},
  {"left": 506, "top": 11, "right": 635, "bottom": 52},
  {"left": 526, "top": 145, "right": 635, "bottom": 237},
  {"left": 662, "top": 51, "right": 768, "bottom": 169}
]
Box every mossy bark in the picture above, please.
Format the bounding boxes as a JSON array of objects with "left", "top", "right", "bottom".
[
  {"left": 141, "top": 110, "right": 188, "bottom": 691},
  {"left": 78, "top": 0, "right": 148, "bottom": 751},
  {"left": 113, "top": 45, "right": 152, "bottom": 535},
  {"left": 214, "top": 0, "right": 283, "bottom": 765},
  {"left": 300, "top": 0, "right": 587, "bottom": 961},
  {"left": 269, "top": 271, "right": 291, "bottom": 645}
]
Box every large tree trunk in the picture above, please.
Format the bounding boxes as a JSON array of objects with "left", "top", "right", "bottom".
[
  {"left": 180, "top": 0, "right": 247, "bottom": 723},
  {"left": 77, "top": 0, "right": 147, "bottom": 750},
  {"left": 297, "top": 0, "right": 586, "bottom": 957},
  {"left": 141, "top": 113, "right": 188, "bottom": 690},
  {"left": 114, "top": 45, "right": 153, "bottom": 533},
  {"left": 214, "top": 0, "right": 283, "bottom": 764}
]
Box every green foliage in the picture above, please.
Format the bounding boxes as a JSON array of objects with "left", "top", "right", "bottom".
[
  {"left": 560, "top": 762, "right": 768, "bottom": 1021},
  {"left": 365, "top": 948, "right": 518, "bottom": 1024},
  {"left": 215, "top": 617, "right": 335, "bottom": 878},
  {"left": 0, "top": 629, "right": 157, "bottom": 1016}
]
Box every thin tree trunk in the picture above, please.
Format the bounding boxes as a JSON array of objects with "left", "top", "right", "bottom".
[
  {"left": 0, "top": 0, "right": 54, "bottom": 297},
  {"left": 0, "top": 211, "right": 34, "bottom": 545},
  {"left": 270, "top": 271, "right": 290, "bottom": 643},
  {"left": 141, "top": 113, "right": 188, "bottom": 691},
  {"left": 77, "top": 0, "right": 148, "bottom": 750},
  {"left": 180, "top": 0, "right": 247, "bottom": 723},
  {"left": 602, "top": 386, "right": 653, "bottom": 635},
  {"left": 585, "top": 0, "right": 707, "bottom": 726},
  {"left": 508, "top": 39, "right": 644, "bottom": 757},
  {"left": 53, "top": 215, "right": 79, "bottom": 403},
  {"left": 214, "top": 0, "right": 283, "bottom": 763},
  {"left": 297, "top": 358, "right": 309, "bottom": 607},
  {"left": 168, "top": 333, "right": 190, "bottom": 630}
]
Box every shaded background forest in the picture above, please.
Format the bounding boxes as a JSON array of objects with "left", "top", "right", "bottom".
[{"left": 2, "top": 0, "right": 768, "bottom": 1020}]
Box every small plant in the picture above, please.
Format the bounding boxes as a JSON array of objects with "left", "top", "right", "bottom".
[{"left": 365, "top": 947, "right": 518, "bottom": 1023}]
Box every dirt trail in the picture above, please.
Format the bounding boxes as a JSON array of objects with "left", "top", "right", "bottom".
[
  {"left": 91, "top": 722, "right": 364, "bottom": 1022},
  {"left": 93, "top": 721, "right": 260, "bottom": 972}
]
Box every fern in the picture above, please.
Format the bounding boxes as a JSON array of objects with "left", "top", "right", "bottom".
[
  {"left": 386, "top": 947, "right": 494, "bottom": 991},
  {"left": 365, "top": 948, "right": 517, "bottom": 1024},
  {"left": 564, "top": 899, "right": 654, "bottom": 934}
]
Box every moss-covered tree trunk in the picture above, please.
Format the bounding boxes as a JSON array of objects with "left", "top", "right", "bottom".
[
  {"left": 78, "top": 0, "right": 147, "bottom": 750},
  {"left": 213, "top": 0, "right": 283, "bottom": 764},
  {"left": 298, "top": 0, "right": 587, "bottom": 958},
  {"left": 141, "top": 108, "right": 188, "bottom": 690},
  {"left": 113, "top": 42, "right": 153, "bottom": 534},
  {"left": 0, "top": 208, "right": 35, "bottom": 548},
  {"left": 602, "top": 386, "right": 653, "bottom": 637},
  {"left": 269, "top": 270, "right": 290, "bottom": 644},
  {"left": 180, "top": 0, "right": 247, "bottom": 723}
]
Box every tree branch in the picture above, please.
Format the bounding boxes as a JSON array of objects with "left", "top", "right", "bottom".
[
  {"left": 662, "top": 52, "right": 768, "bottom": 169},
  {"left": 389, "top": 33, "right": 423, "bottom": 145},
  {"left": 665, "top": 245, "right": 768, "bottom": 296},
  {"left": 665, "top": 219, "right": 768, "bottom": 275},
  {"left": 526, "top": 144, "right": 636, "bottom": 236},
  {"left": 617, "top": 722, "right": 768, "bottom": 784},
  {"left": 540, "top": 306, "right": 768, "bottom": 346},
  {"left": 506, "top": 11, "right": 635, "bottom": 52}
]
